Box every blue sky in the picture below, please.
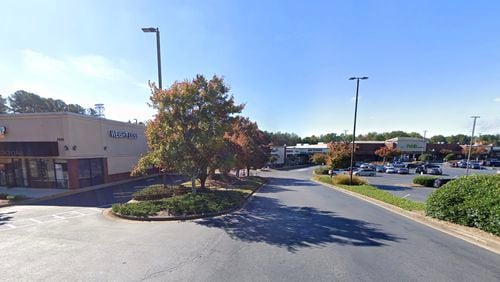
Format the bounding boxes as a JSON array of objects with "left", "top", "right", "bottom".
[{"left": 0, "top": 0, "right": 499, "bottom": 137}]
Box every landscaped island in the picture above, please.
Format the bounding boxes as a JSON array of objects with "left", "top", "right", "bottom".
[{"left": 112, "top": 175, "right": 266, "bottom": 219}]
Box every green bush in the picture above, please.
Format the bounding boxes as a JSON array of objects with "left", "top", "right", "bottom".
[
  {"left": 113, "top": 190, "right": 248, "bottom": 217},
  {"left": 419, "top": 154, "right": 431, "bottom": 161},
  {"left": 132, "top": 184, "right": 177, "bottom": 201},
  {"left": 331, "top": 174, "right": 368, "bottom": 186},
  {"left": 413, "top": 176, "right": 438, "bottom": 187},
  {"left": 5, "top": 195, "right": 27, "bottom": 201},
  {"left": 314, "top": 166, "right": 330, "bottom": 175},
  {"left": 426, "top": 175, "right": 500, "bottom": 235},
  {"left": 112, "top": 201, "right": 163, "bottom": 217}
]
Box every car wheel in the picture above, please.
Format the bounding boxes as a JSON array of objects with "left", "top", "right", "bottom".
[{"left": 433, "top": 180, "right": 441, "bottom": 188}]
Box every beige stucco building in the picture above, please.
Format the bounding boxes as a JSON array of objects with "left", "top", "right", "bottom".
[{"left": 0, "top": 112, "right": 148, "bottom": 189}]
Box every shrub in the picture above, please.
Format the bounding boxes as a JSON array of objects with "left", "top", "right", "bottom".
[
  {"left": 5, "top": 195, "right": 27, "bottom": 201},
  {"left": 413, "top": 176, "right": 438, "bottom": 187},
  {"left": 314, "top": 166, "right": 330, "bottom": 175},
  {"left": 331, "top": 174, "right": 367, "bottom": 186},
  {"left": 419, "top": 154, "right": 431, "bottom": 161},
  {"left": 132, "top": 184, "right": 187, "bottom": 201},
  {"left": 112, "top": 201, "right": 163, "bottom": 217},
  {"left": 426, "top": 175, "right": 500, "bottom": 235}
]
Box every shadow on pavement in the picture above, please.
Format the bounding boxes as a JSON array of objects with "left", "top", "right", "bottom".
[
  {"left": 374, "top": 185, "right": 415, "bottom": 192},
  {"left": 0, "top": 211, "right": 15, "bottom": 225},
  {"left": 197, "top": 195, "right": 403, "bottom": 252},
  {"left": 265, "top": 177, "right": 316, "bottom": 187},
  {"left": 20, "top": 175, "right": 185, "bottom": 208}
]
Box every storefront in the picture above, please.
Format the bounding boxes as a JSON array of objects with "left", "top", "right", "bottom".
[{"left": 0, "top": 112, "right": 147, "bottom": 189}]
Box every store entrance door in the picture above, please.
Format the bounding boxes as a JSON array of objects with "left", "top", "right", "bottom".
[{"left": 0, "top": 163, "right": 16, "bottom": 187}]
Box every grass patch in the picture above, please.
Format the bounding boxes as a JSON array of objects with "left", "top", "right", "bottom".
[
  {"left": 313, "top": 175, "right": 425, "bottom": 212},
  {"left": 113, "top": 176, "right": 265, "bottom": 218}
]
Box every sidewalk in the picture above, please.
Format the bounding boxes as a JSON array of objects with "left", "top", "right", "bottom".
[{"left": 0, "top": 187, "right": 65, "bottom": 199}]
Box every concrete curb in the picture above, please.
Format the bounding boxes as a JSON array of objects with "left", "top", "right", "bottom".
[
  {"left": 109, "top": 179, "right": 267, "bottom": 222},
  {"left": 311, "top": 178, "right": 500, "bottom": 255},
  {"left": 0, "top": 173, "right": 165, "bottom": 208}
]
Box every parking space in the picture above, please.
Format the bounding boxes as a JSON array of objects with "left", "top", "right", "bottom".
[{"left": 364, "top": 163, "right": 497, "bottom": 203}]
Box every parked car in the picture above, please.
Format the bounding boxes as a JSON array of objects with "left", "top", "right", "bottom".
[
  {"left": 360, "top": 163, "right": 371, "bottom": 168},
  {"left": 433, "top": 178, "right": 454, "bottom": 188},
  {"left": 405, "top": 162, "right": 421, "bottom": 169},
  {"left": 375, "top": 165, "right": 386, "bottom": 172},
  {"left": 427, "top": 165, "right": 442, "bottom": 175},
  {"left": 385, "top": 167, "right": 397, "bottom": 174},
  {"left": 469, "top": 162, "right": 481, "bottom": 169},
  {"left": 397, "top": 167, "right": 409, "bottom": 174},
  {"left": 415, "top": 165, "right": 426, "bottom": 174},
  {"left": 353, "top": 169, "right": 376, "bottom": 177},
  {"left": 328, "top": 170, "right": 337, "bottom": 176},
  {"left": 457, "top": 161, "right": 468, "bottom": 168}
]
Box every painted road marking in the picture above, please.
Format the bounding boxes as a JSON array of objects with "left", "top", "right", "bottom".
[
  {"left": 402, "top": 194, "right": 411, "bottom": 199},
  {"left": 0, "top": 207, "right": 102, "bottom": 232}
]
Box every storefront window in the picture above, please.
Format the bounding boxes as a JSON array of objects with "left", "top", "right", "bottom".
[
  {"left": 78, "top": 158, "right": 104, "bottom": 188},
  {"left": 28, "top": 159, "right": 57, "bottom": 188}
]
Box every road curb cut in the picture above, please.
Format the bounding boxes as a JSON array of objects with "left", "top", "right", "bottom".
[
  {"left": 108, "top": 179, "right": 267, "bottom": 222},
  {"left": 311, "top": 178, "right": 500, "bottom": 255}
]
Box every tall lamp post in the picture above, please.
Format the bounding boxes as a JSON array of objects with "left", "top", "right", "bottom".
[
  {"left": 348, "top": 76, "right": 368, "bottom": 185},
  {"left": 465, "top": 116, "right": 480, "bottom": 177},
  {"left": 142, "top": 27, "right": 162, "bottom": 89}
]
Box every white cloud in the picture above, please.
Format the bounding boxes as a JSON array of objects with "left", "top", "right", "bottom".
[
  {"left": 69, "top": 55, "right": 130, "bottom": 81},
  {"left": 494, "top": 97, "right": 500, "bottom": 102},
  {"left": 22, "top": 49, "right": 68, "bottom": 74}
]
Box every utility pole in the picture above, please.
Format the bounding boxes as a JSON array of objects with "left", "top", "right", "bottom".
[
  {"left": 466, "top": 116, "right": 480, "bottom": 176},
  {"left": 348, "top": 76, "right": 368, "bottom": 185}
]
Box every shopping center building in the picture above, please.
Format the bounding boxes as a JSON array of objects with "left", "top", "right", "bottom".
[{"left": 0, "top": 112, "right": 148, "bottom": 189}]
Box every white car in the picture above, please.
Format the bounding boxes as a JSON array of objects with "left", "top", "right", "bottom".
[
  {"left": 353, "top": 169, "right": 376, "bottom": 177},
  {"left": 385, "top": 167, "right": 397, "bottom": 173}
]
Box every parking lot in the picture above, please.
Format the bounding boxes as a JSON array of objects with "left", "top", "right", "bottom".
[{"left": 363, "top": 163, "right": 498, "bottom": 203}]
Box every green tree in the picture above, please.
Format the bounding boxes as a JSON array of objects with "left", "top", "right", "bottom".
[
  {"left": 430, "top": 135, "right": 448, "bottom": 144},
  {"left": 8, "top": 90, "right": 46, "bottom": 113},
  {"left": 0, "top": 95, "right": 9, "bottom": 113},
  {"left": 132, "top": 75, "right": 243, "bottom": 192},
  {"left": 419, "top": 154, "right": 431, "bottom": 162}
]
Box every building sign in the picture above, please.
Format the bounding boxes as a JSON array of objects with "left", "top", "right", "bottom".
[{"left": 109, "top": 130, "right": 138, "bottom": 139}]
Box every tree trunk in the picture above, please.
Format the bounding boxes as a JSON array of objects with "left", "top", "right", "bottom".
[
  {"left": 162, "top": 172, "right": 167, "bottom": 187},
  {"left": 236, "top": 169, "right": 240, "bottom": 178},
  {"left": 191, "top": 177, "right": 196, "bottom": 194},
  {"left": 200, "top": 176, "right": 207, "bottom": 190},
  {"left": 246, "top": 167, "right": 250, "bottom": 177}
]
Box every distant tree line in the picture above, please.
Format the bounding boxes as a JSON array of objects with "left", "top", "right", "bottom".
[
  {"left": 264, "top": 131, "right": 499, "bottom": 146},
  {"left": 0, "top": 90, "right": 97, "bottom": 116}
]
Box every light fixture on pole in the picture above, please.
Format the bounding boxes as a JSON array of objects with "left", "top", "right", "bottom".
[
  {"left": 142, "top": 27, "right": 162, "bottom": 89},
  {"left": 465, "top": 116, "right": 480, "bottom": 177},
  {"left": 348, "top": 76, "right": 368, "bottom": 185}
]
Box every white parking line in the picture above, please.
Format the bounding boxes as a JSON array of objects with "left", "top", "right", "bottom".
[
  {"left": 402, "top": 194, "right": 411, "bottom": 199},
  {"left": 0, "top": 207, "right": 103, "bottom": 232}
]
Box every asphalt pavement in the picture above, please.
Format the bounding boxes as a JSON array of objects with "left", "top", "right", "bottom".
[
  {"left": 0, "top": 167, "right": 499, "bottom": 281},
  {"left": 365, "top": 164, "right": 497, "bottom": 202}
]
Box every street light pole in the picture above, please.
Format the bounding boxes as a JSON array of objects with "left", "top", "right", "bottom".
[
  {"left": 465, "top": 116, "right": 480, "bottom": 177},
  {"left": 142, "top": 27, "right": 162, "bottom": 89},
  {"left": 348, "top": 76, "right": 368, "bottom": 185}
]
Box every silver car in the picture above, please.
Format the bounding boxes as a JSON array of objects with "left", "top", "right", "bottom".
[{"left": 353, "top": 169, "right": 376, "bottom": 177}]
